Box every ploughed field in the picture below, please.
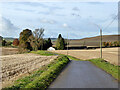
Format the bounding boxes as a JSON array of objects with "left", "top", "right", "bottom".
[
  {"left": 1, "top": 53, "right": 57, "bottom": 88},
  {"left": 51, "top": 47, "right": 119, "bottom": 65},
  {"left": 1, "top": 47, "right": 19, "bottom": 55}
]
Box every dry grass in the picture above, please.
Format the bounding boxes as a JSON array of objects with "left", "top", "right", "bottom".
[{"left": 51, "top": 47, "right": 119, "bottom": 65}]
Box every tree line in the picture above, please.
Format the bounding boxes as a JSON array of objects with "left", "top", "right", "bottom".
[
  {"left": 0, "top": 28, "right": 66, "bottom": 52},
  {"left": 103, "top": 41, "right": 120, "bottom": 47}
]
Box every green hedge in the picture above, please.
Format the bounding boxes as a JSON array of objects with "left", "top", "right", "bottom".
[{"left": 3, "top": 56, "right": 69, "bottom": 90}]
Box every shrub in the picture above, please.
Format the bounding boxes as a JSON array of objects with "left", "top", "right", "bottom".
[
  {"left": 113, "top": 41, "right": 119, "bottom": 47},
  {"left": 13, "top": 39, "right": 19, "bottom": 46},
  {"left": 2, "top": 40, "right": 6, "bottom": 46},
  {"left": 5, "top": 41, "right": 12, "bottom": 46},
  {"left": 108, "top": 42, "right": 113, "bottom": 47},
  {"left": 103, "top": 42, "right": 109, "bottom": 47}
]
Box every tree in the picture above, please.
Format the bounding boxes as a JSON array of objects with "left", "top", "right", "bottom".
[
  {"left": 56, "top": 34, "right": 65, "bottom": 50},
  {"left": 13, "top": 39, "right": 19, "bottom": 46},
  {"left": 42, "top": 38, "right": 52, "bottom": 50},
  {"left": 48, "top": 38, "right": 52, "bottom": 47},
  {"left": 19, "top": 29, "right": 32, "bottom": 51},
  {"left": 28, "top": 28, "right": 45, "bottom": 51},
  {"left": 113, "top": 41, "right": 119, "bottom": 47},
  {"left": 2, "top": 40, "right": 6, "bottom": 46},
  {"left": 0, "top": 36, "right": 3, "bottom": 46}
]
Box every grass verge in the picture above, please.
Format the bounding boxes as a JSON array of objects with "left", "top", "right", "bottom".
[
  {"left": 3, "top": 56, "right": 70, "bottom": 90},
  {"left": 89, "top": 58, "right": 120, "bottom": 81},
  {"left": 31, "top": 50, "right": 55, "bottom": 56}
]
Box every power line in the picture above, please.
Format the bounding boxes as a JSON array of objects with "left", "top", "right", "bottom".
[{"left": 103, "top": 14, "right": 118, "bottom": 31}]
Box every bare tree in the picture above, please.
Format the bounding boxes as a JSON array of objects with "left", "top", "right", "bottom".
[
  {"left": 33, "top": 28, "right": 44, "bottom": 39},
  {"left": 28, "top": 28, "right": 45, "bottom": 51}
]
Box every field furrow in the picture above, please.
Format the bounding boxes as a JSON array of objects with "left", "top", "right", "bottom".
[{"left": 1, "top": 53, "right": 57, "bottom": 87}]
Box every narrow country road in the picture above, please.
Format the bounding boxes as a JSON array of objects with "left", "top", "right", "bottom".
[{"left": 49, "top": 60, "right": 118, "bottom": 88}]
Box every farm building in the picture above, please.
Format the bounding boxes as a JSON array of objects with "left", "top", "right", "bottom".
[{"left": 47, "top": 47, "right": 55, "bottom": 51}]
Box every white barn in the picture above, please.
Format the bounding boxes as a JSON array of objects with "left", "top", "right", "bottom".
[{"left": 47, "top": 47, "right": 55, "bottom": 51}]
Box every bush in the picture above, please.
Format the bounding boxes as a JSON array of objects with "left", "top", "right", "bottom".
[
  {"left": 13, "top": 39, "right": 19, "bottom": 46},
  {"left": 2, "top": 40, "right": 7, "bottom": 46},
  {"left": 113, "top": 41, "right": 119, "bottom": 47},
  {"left": 103, "top": 42, "right": 109, "bottom": 47},
  {"left": 5, "top": 41, "right": 12, "bottom": 46}
]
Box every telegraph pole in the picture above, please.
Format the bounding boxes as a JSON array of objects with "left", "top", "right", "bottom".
[
  {"left": 100, "top": 29, "right": 102, "bottom": 58},
  {"left": 67, "top": 32, "right": 68, "bottom": 55}
]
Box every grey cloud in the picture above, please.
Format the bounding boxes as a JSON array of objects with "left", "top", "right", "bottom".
[
  {"left": 15, "top": 8, "right": 35, "bottom": 12},
  {"left": 72, "top": 7, "right": 80, "bottom": 11},
  {"left": 0, "top": 17, "right": 20, "bottom": 37},
  {"left": 16, "top": 2, "right": 63, "bottom": 11},
  {"left": 40, "top": 19, "right": 57, "bottom": 24},
  {"left": 38, "top": 11, "right": 50, "bottom": 15},
  {"left": 87, "top": 2, "right": 104, "bottom": 5}
]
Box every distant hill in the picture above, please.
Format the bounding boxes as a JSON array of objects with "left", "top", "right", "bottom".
[
  {"left": 52, "top": 35, "right": 120, "bottom": 47},
  {"left": 3, "top": 37, "right": 17, "bottom": 41}
]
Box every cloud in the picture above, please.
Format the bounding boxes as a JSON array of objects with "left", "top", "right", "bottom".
[
  {"left": 38, "top": 11, "right": 50, "bottom": 15},
  {"left": 87, "top": 2, "right": 104, "bottom": 5},
  {"left": 0, "top": 17, "right": 20, "bottom": 37},
  {"left": 15, "top": 8, "right": 35, "bottom": 12},
  {"left": 44, "top": 31, "right": 58, "bottom": 38},
  {"left": 72, "top": 7, "right": 80, "bottom": 11},
  {"left": 15, "top": 2, "right": 63, "bottom": 11},
  {"left": 63, "top": 23, "right": 68, "bottom": 28},
  {"left": 40, "top": 18, "right": 57, "bottom": 24}
]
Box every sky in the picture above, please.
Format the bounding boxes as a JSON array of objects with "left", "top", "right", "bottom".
[{"left": 0, "top": 1, "right": 118, "bottom": 39}]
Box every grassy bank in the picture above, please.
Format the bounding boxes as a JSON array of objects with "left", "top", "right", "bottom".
[
  {"left": 89, "top": 58, "right": 120, "bottom": 81},
  {"left": 3, "top": 56, "right": 69, "bottom": 89},
  {"left": 31, "top": 50, "right": 55, "bottom": 56}
]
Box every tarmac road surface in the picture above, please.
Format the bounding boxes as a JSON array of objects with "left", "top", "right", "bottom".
[{"left": 49, "top": 60, "right": 119, "bottom": 88}]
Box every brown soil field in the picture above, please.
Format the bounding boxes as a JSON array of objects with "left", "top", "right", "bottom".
[
  {"left": 1, "top": 47, "right": 19, "bottom": 55},
  {"left": 51, "top": 47, "right": 119, "bottom": 65},
  {"left": 1, "top": 53, "right": 57, "bottom": 88}
]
